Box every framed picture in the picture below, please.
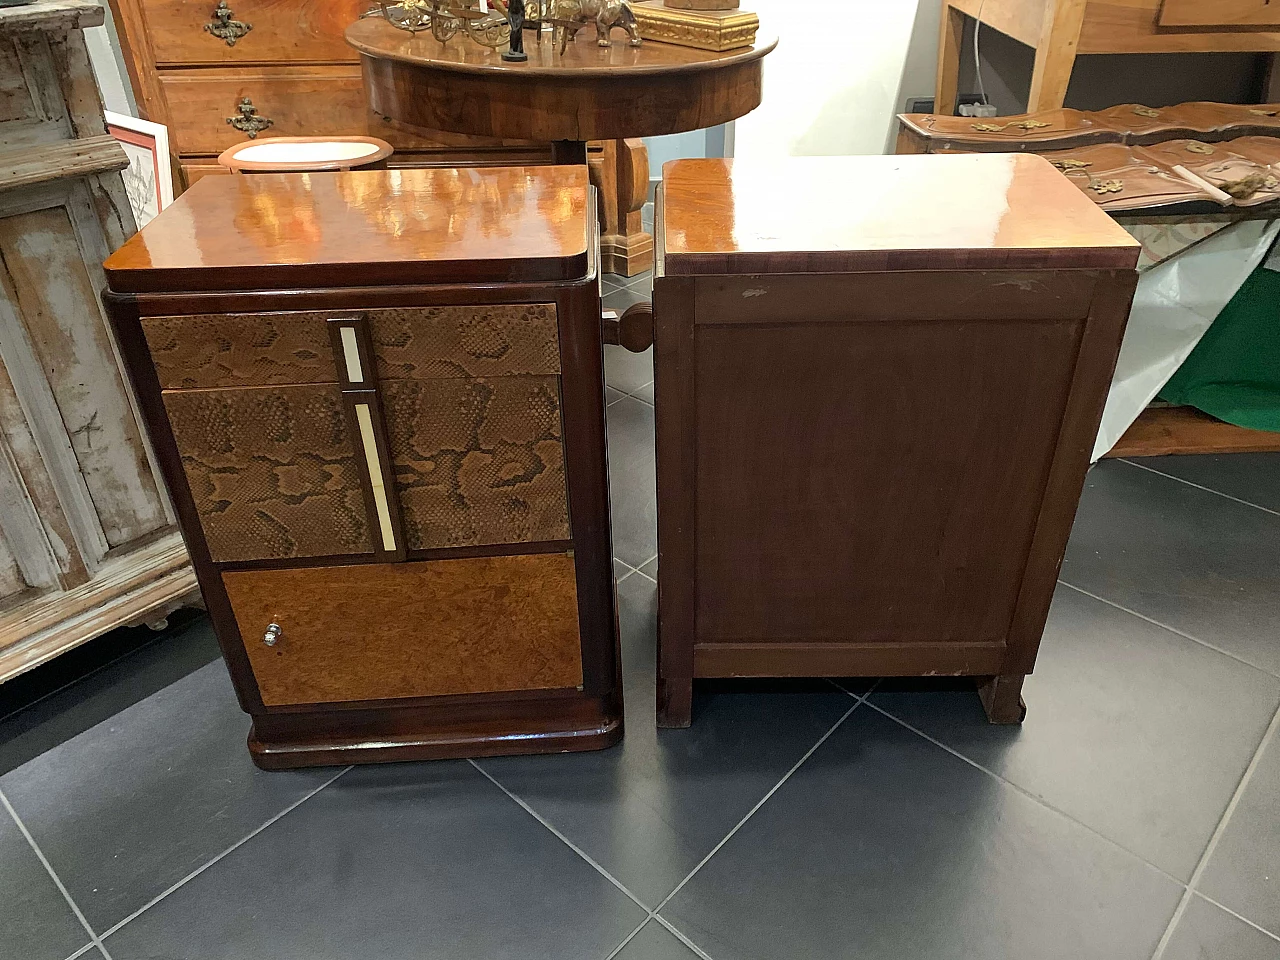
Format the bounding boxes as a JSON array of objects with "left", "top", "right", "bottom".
[{"left": 104, "top": 111, "right": 173, "bottom": 228}]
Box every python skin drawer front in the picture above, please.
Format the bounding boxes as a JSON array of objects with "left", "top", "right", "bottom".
[
  {"left": 225, "top": 553, "right": 584, "bottom": 706},
  {"left": 162, "top": 384, "right": 373, "bottom": 562},
  {"left": 381, "top": 376, "right": 571, "bottom": 550},
  {"left": 141, "top": 303, "right": 561, "bottom": 390}
]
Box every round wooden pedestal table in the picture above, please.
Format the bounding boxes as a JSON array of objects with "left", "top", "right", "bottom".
[
  {"left": 345, "top": 19, "right": 775, "bottom": 279},
  {"left": 346, "top": 20, "right": 775, "bottom": 160}
]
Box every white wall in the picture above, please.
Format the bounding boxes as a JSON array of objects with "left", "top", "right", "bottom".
[
  {"left": 734, "top": 0, "right": 939, "bottom": 159},
  {"left": 84, "top": 2, "right": 136, "bottom": 116}
]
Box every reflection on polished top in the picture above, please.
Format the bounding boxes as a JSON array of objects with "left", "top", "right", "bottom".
[
  {"left": 104, "top": 166, "right": 592, "bottom": 293},
  {"left": 345, "top": 16, "right": 776, "bottom": 76},
  {"left": 660, "top": 155, "right": 1141, "bottom": 275}
]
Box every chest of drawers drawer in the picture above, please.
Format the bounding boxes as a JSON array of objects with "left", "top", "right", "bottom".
[
  {"left": 143, "top": 0, "right": 366, "bottom": 66},
  {"left": 157, "top": 66, "right": 447, "bottom": 155}
]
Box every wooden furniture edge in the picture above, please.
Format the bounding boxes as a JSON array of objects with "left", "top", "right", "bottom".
[
  {"left": 1105, "top": 405, "right": 1280, "bottom": 457},
  {"left": 0, "top": 531, "right": 199, "bottom": 683}
]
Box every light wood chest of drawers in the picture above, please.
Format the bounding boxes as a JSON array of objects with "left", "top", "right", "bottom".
[
  {"left": 106, "top": 0, "right": 554, "bottom": 187},
  {"left": 103, "top": 166, "right": 622, "bottom": 767}
]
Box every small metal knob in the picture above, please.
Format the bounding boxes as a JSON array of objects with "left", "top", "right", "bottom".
[{"left": 263, "top": 623, "right": 281, "bottom": 646}]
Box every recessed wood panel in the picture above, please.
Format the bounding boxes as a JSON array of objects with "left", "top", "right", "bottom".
[
  {"left": 226, "top": 553, "right": 583, "bottom": 706},
  {"left": 382, "top": 376, "right": 571, "bottom": 550},
  {"left": 0, "top": 204, "right": 168, "bottom": 548},
  {"left": 693, "top": 313, "right": 1082, "bottom": 646},
  {"left": 163, "top": 384, "right": 372, "bottom": 562}
]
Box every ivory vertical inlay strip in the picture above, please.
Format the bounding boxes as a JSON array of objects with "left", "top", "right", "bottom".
[
  {"left": 339, "top": 326, "right": 364, "bottom": 383},
  {"left": 355, "top": 402, "right": 396, "bottom": 551}
]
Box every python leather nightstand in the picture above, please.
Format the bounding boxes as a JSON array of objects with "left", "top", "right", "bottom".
[{"left": 103, "top": 166, "right": 622, "bottom": 768}]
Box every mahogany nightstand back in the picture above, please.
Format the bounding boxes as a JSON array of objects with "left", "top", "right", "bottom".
[
  {"left": 652, "top": 154, "right": 1141, "bottom": 727},
  {"left": 103, "top": 166, "right": 622, "bottom": 768}
]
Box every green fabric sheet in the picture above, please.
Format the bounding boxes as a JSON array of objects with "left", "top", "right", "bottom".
[{"left": 1159, "top": 263, "right": 1280, "bottom": 432}]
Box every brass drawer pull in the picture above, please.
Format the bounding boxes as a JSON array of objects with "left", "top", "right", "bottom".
[
  {"left": 263, "top": 622, "right": 282, "bottom": 646},
  {"left": 227, "top": 97, "right": 273, "bottom": 139},
  {"left": 206, "top": 1, "right": 252, "bottom": 46}
]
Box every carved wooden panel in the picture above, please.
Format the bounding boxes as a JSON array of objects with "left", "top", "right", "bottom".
[
  {"left": 381, "top": 376, "right": 571, "bottom": 550},
  {"left": 142, "top": 311, "right": 338, "bottom": 389},
  {"left": 163, "top": 384, "right": 372, "bottom": 562},
  {"left": 370, "top": 303, "right": 561, "bottom": 380},
  {"left": 226, "top": 553, "right": 584, "bottom": 706}
]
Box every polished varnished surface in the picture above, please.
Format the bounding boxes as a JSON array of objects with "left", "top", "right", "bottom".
[
  {"left": 346, "top": 15, "right": 775, "bottom": 76},
  {"left": 103, "top": 167, "right": 592, "bottom": 291},
  {"left": 660, "top": 155, "right": 1140, "bottom": 274},
  {"left": 227, "top": 554, "right": 583, "bottom": 706},
  {"left": 351, "top": 18, "right": 773, "bottom": 142}
]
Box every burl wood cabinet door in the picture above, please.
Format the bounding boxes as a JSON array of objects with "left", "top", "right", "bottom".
[{"left": 224, "top": 553, "right": 584, "bottom": 706}]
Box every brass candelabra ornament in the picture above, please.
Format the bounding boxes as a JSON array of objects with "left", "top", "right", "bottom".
[
  {"left": 364, "top": 0, "right": 517, "bottom": 47},
  {"left": 363, "top": 0, "right": 642, "bottom": 53}
]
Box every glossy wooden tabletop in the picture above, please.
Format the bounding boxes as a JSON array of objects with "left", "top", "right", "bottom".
[
  {"left": 659, "top": 154, "right": 1141, "bottom": 275},
  {"left": 104, "top": 166, "right": 592, "bottom": 293},
  {"left": 345, "top": 16, "right": 776, "bottom": 77}
]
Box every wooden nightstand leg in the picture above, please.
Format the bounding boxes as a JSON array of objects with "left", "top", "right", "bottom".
[
  {"left": 978, "top": 673, "right": 1028, "bottom": 724},
  {"left": 657, "top": 675, "right": 693, "bottom": 728},
  {"left": 935, "top": 3, "right": 964, "bottom": 116},
  {"left": 1027, "top": 0, "right": 1086, "bottom": 112}
]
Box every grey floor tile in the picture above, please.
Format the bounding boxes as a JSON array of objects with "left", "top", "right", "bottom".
[
  {"left": 1129, "top": 453, "right": 1280, "bottom": 514},
  {"left": 872, "top": 585, "right": 1280, "bottom": 880},
  {"left": 606, "top": 395, "right": 657, "bottom": 568},
  {"left": 603, "top": 273, "right": 630, "bottom": 290},
  {"left": 1199, "top": 720, "right": 1280, "bottom": 937},
  {"left": 605, "top": 343, "right": 654, "bottom": 396},
  {"left": 476, "top": 574, "right": 853, "bottom": 906},
  {"left": 1061, "top": 460, "right": 1280, "bottom": 676},
  {"left": 0, "top": 615, "right": 221, "bottom": 776},
  {"left": 627, "top": 272, "right": 653, "bottom": 294},
  {"left": 617, "top": 919, "right": 702, "bottom": 959},
  {"left": 633, "top": 381, "right": 654, "bottom": 404},
  {"left": 638, "top": 556, "right": 658, "bottom": 580},
  {"left": 0, "top": 661, "right": 334, "bottom": 932},
  {"left": 607, "top": 385, "right": 627, "bottom": 405},
  {"left": 1162, "top": 895, "right": 1280, "bottom": 960},
  {"left": 663, "top": 707, "right": 1182, "bottom": 960},
  {"left": 0, "top": 806, "right": 89, "bottom": 960},
  {"left": 103, "top": 762, "right": 645, "bottom": 960},
  {"left": 615, "top": 557, "right": 633, "bottom": 580},
  {"left": 604, "top": 282, "right": 651, "bottom": 317}
]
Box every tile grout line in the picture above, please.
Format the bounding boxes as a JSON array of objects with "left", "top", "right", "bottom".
[
  {"left": 1150, "top": 700, "right": 1280, "bottom": 960},
  {"left": 1118, "top": 458, "right": 1280, "bottom": 519},
  {"left": 649, "top": 691, "right": 872, "bottom": 918},
  {"left": 0, "top": 787, "right": 112, "bottom": 959},
  {"left": 62, "top": 943, "right": 100, "bottom": 960},
  {"left": 614, "top": 557, "right": 642, "bottom": 584},
  {"left": 653, "top": 913, "right": 716, "bottom": 960},
  {"left": 600, "top": 917, "right": 651, "bottom": 960},
  {"left": 468, "top": 758, "right": 653, "bottom": 915},
  {"left": 861, "top": 699, "right": 1191, "bottom": 891},
  {"left": 1194, "top": 891, "right": 1280, "bottom": 946},
  {"left": 606, "top": 382, "right": 654, "bottom": 408},
  {"left": 1057, "top": 579, "right": 1280, "bottom": 680},
  {"left": 97, "top": 764, "right": 353, "bottom": 942}
]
